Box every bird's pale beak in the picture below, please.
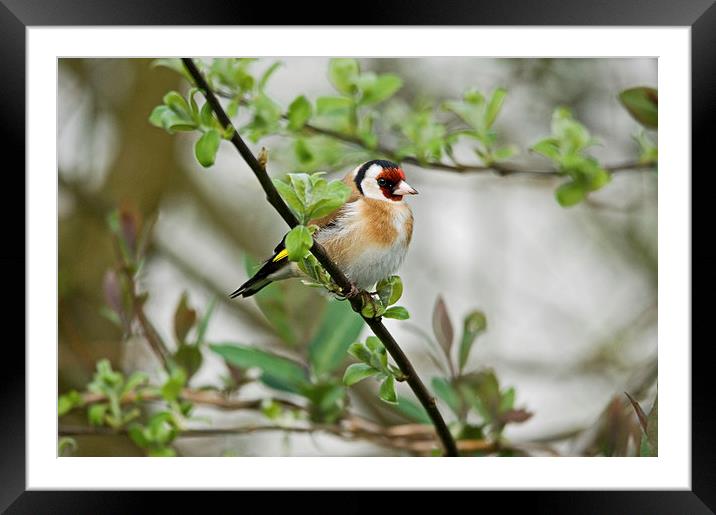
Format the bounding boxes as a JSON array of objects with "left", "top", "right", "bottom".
[{"left": 393, "top": 180, "right": 418, "bottom": 195}]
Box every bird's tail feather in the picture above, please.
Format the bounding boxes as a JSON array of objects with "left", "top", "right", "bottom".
[
  {"left": 229, "top": 275, "right": 272, "bottom": 298},
  {"left": 230, "top": 246, "right": 290, "bottom": 298}
]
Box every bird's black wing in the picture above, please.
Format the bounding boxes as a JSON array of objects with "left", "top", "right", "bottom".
[{"left": 229, "top": 237, "right": 289, "bottom": 298}]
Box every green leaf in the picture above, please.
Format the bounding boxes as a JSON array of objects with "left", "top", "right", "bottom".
[
  {"left": 273, "top": 178, "right": 305, "bottom": 219},
  {"left": 328, "top": 58, "right": 360, "bottom": 95},
  {"left": 500, "top": 387, "right": 515, "bottom": 412},
  {"left": 151, "top": 58, "right": 193, "bottom": 82},
  {"left": 188, "top": 88, "right": 200, "bottom": 119},
  {"left": 383, "top": 306, "right": 410, "bottom": 320},
  {"left": 365, "top": 336, "right": 381, "bottom": 353},
  {"left": 552, "top": 107, "right": 592, "bottom": 153},
  {"left": 360, "top": 296, "right": 385, "bottom": 319},
  {"left": 161, "top": 367, "right": 187, "bottom": 402},
  {"left": 173, "top": 344, "right": 203, "bottom": 380},
  {"left": 173, "top": 292, "right": 196, "bottom": 344},
  {"left": 432, "top": 295, "right": 454, "bottom": 355},
  {"left": 306, "top": 180, "right": 351, "bottom": 221},
  {"left": 243, "top": 93, "right": 282, "bottom": 142},
  {"left": 122, "top": 371, "right": 149, "bottom": 397},
  {"left": 585, "top": 165, "right": 611, "bottom": 191},
  {"left": 366, "top": 336, "right": 389, "bottom": 372},
  {"left": 147, "top": 412, "right": 177, "bottom": 443},
  {"left": 149, "top": 105, "right": 196, "bottom": 133},
  {"left": 443, "top": 99, "right": 483, "bottom": 131},
  {"left": 58, "top": 436, "right": 78, "bottom": 457},
  {"left": 353, "top": 336, "right": 391, "bottom": 373},
  {"left": 163, "top": 91, "right": 191, "bottom": 117},
  {"left": 148, "top": 447, "right": 176, "bottom": 457},
  {"left": 484, "top": 88, "right": 507, "bottom": 128},
  {"left": 492, "top": 145, "right": 518, "bottom": 162},
  {"left": 619, "top": 87, "right": 658, "bottom": 128},
  {"left": 343, "top": 363, "right": 380, "bottom": 386},
  {"left": 555, "top": 181, "right": 586, "bottom": 207},
  {"left": 88, "top": 403, "right": 108, "bottom": 426},
  {"left": 226, "top": 97, "right": 240, "bottom": 118},
  {"left": 287, "top": 173, "right": 311, "bottom": 206},
  {"left": 210, "top": 343, "right": 308, "bottom": 393},
  {"left": 316, "top": 96, "right": 353, "bottom": 116},
  {"left": 460, "top": 370, "right": 502, "bottom": 424},
  {"left": 293, "top": 138, "right": 314, "bottom": 164},
  {"left": 287, "top": 95, "right": 313, "bottom": 131},
  {"left": 58, "top": 390, "right": 82, "bottom": 416},
  {"left": 303, "top": 381, "right": 347, "bottom": 423},
  {"left": 195, "top": 129, "right": 221, "bottom": 167},
  {"left": 285, "top": 225, "right": 313, "bottom": 262},
  {"left": 128, "top": 425, "right": 150, "bottom": 448},
  {"left": 458, "top": 310, "right": 487, "bottom": 371},
  {"left": 200, "top": 101, "right": 216, "bottom": 127},
  {"left": 464, "top": 89, "right": 485, "bottom": 105},
  {"left": 532, "top": 138, "right": 561, "bottom": 162},
  {"left": 379, "top": 375, "right": 398, "bottom": 404},
  {"left": 358, "top": 128, "right": 378, "bottom": 149},
  {"left": 395, "top": 396, "right": 431, "bottom": 424},
  {"left": 376, "top": 275, "right": 403, "bottom": 307},
  {"left": 398, "top": 107, "right": 448, "bottom": 163},
  {"left": 194, "top": 297, "right": 217, "bottom": 346},
  {"left": 348, "top": 342, "right": 373, "bottom": 364},
  {"left": 431, "top": 377, "right": 461, "bottom": 415},
  {"left": 210, "top": 58, "right": 257, "bottom": 93},
  {"left": 307, "top": 199, "right": 347, "bottom": 223},
  {"left": 258, "top": 61, "right": 282, "bottom": 91},
  {"left": 308, "top": 300, "right": 364, "bottom": 377},
  {"left": 359, "top": 74, "right": 403, "bottom": 105}
]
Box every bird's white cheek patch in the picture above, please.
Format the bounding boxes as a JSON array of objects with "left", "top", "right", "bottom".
[
  {"left": 360, "top": 163, "right": 394, "bottom": 202},
  {"left": 361, "top": 180, "right": 387, "bottom": 201}
]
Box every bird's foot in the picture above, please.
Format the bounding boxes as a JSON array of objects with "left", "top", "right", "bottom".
[
  {"left": 342, "top": 282, "right": 361, "bottom": 300},
  {"left": 341, "top": 284, "right": 380, "bottom": 318}
]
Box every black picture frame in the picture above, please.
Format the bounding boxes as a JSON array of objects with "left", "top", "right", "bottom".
[{"left": 4, "top": 0, "right": 711, "bottom": 512}]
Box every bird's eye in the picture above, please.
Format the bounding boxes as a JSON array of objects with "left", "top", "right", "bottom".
[{"left": 377, "top": 178, "right": 391, "bottom": 188}]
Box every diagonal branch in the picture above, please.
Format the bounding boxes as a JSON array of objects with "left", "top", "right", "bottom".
[{"left": 182, "top": 58, "right": 459, "bottom": 457}]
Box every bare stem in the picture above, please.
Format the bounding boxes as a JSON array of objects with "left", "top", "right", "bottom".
[{"left": 181, "top": 58, "right": 459, "bottom": 457}]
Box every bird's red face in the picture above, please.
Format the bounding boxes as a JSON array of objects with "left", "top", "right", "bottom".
[{"left": 376, "top": 166, "right": 418, "bottom": 201}]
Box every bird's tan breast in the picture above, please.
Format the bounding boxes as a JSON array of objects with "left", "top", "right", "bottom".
[
  {"left": 361, "top": 198, "right": 413, "bottom": 247},
  {"left": 316, "top": 198, "right": 413, "bottom": 286}
]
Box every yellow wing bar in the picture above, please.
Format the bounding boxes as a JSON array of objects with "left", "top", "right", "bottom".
[{"left": 272, "top": 248, "right": 289, "bottom": 262}]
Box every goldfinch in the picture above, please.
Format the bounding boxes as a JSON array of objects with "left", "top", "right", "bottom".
[{"left": 231, "top": 159, "right": 418, "bottom": 298}]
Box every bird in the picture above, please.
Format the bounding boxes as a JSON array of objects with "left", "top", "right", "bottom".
[{"left": 230, "top": 159, "right": 418, "bottom": 298}]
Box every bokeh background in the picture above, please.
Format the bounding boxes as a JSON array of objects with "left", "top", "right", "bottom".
[{"left": 58, "top": 57, "right": 657, "bottom": 456}]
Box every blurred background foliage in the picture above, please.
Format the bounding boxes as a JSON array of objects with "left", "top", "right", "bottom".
[{"left": 58, "top": 57, "right": 657, "bottom": 457}]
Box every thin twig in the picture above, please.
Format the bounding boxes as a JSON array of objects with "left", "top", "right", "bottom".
[
  {"left": 110, "top": 241, "right": 172, "bottom": 369},
  {"left": 215, "top": 91, "right": 655, "bottom": 178},
  {"left": 75, "top": 387, "right": 305, "bottom": 412},
  {"left": 58, "top": 422, "right": 497, "bottom": 455},
  {"left": 132, "top": 304, "right": 172, "bottom": 368},
  {"left": 66, "top": 386, "right": 464, "bottom": 453},
  {"left": 182, "top": 58, "right": 459, "bottom": 457}
]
